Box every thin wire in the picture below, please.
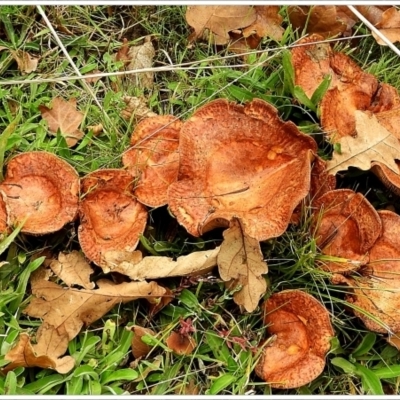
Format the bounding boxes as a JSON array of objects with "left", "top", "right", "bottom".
[
  {"left": 348, "top": 5, "right": 400, "bottom": 57},
  {"left": 0, "top": 34, "right": 371, "bottom": 86},
  {"left": 36, "top": 5, "right": 112, "bottom": 126}
]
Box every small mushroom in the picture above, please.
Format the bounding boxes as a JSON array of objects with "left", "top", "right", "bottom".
[
  {"left": 255, "top": 290, "right": 334, "bottom": 389},
  {"left": 165, "top": 331, "right": 196, "bottom": 356},
  {"left": 0, "top": 151, "right": 79, "bottom": 234},
  {"left": 313, "top": 189, "right": 382, "bottom": 273},
  {"left": 78, "top": 169, "right": 148, "bottom": 266},
  {"left": 122, "top": 115, "right": 181, "bottom": 208},
  {"left": 167, "top": 98, "right": 317, "bottom": 241},
  {"left": 332, "top": 210, "right": 400, "bottom": 333}
]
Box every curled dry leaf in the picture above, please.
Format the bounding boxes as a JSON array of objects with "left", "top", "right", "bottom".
[
  {"left": 39, "top": 97, "right": 84, "bottom": 147},
  {"left": 185, "top": 6, "right": 256, "bottom": 45},
  {"left": 125, "top": 39, "right": 155, "bottom": 89},
  {"left": 78, "top": 169, "right": 148, "bottom": 267},
  {"left": 372, "top": 7, "right": 400, "bottom": 45},
  {"left": 0, "top": 47, "right": 39, "bottom": 74},
  {"left": 50, "top": 251, "right": 95, "bottom": 290},
  {"left": 217, "top": 219, "right": 267, "bottom": 312},
  {"left": 131, "top": 325, "right": 156, "bottom": 359},
  {"left": 24, "top": 279, "right": 166, "bottom": 343},
  {"left": 0, "top": 151, "right": 79, "bottom": 235},
  {"left": 255, "top": 290, "right": 334, "bottom": 389},
  {"left": 313, "top": 189, "right": 382, "bottom": 273},
  {"left": 2, "top": 325, "right": 75, "bottom": 374},
  {"left": 166, "top": 331, "right": 196, "bottom": 356},
  {"left": 167, "top": 98, "right": 317, "bottom": 241},
  {"left": 122, "top": 115, "right": 182, "bottom": 208},
  {"left": 327, "top": 111, "right": 400, "bottom": 175},
  {"left": 288, "top": 6, "right": 356, "bottom": 38},
  {"left": 121, "top": 96, "right": 157, "bottom": 121},
  {"left": 332, "top": 210, "right": 400, "bottom": 333},
  {"left": 242, "top": 6, "right": 284, "bottom": 41},
  {"left": 102, "top": 247, "right": 219, "bottom": 281}
]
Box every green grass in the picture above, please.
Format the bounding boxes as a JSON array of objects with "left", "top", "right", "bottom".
[{"left": 2, "top": 4, "right": 400, "bottom": 396}]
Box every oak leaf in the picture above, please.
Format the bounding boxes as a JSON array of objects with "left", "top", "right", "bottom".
[
  {"left": 217, "top": 219, "right": 268, "bottom": 312},
  {"left": 327, "top": 111, "right": 400, "bottom": 175},
  {"left": 2, "top": 323, "right": 75, "bottom": 374},
  {"left": 39, "top": 97, "right": 84, "bottom": 147},
  {"left": 185, "top": 6, "right": 257, "bottom": 45},
  {"left": 242, "top": 6, "right": 284, "bottom": 41},
  {"left": 24, "top": 279, "right": 166, "bottom": 342},
  {"left": 102, "top": 247, "right": 219, "bottom": 280},
  {"left": 50, "top": 251, "right": 95, "bottom": 290},
  {"left": 126, "top": 40, "right": 155, "bottom": 89}
]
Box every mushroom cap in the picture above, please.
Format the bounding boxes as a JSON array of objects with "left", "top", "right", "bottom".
[
  {"left": 337, "top": 211, "right": 400, "bottom": 333},
  {"left": 372, "top": 161, "right": 400, "bottom": 196},
  {"left": 313, "top": 189, "right": 382, "bottom": 273},
  {"left": 255, "top": 289, "right": 334, "bottom": 389},
  {"left": 291, "top": 34, "right": 334, "bottom": 99},
  {"left": 167, "top": 98, "right": 317, "bottom": 241},
  {"left": 0, "top": 151, "right": 79, "bottom": 234},
  {"left": 165, "top": 331, "right": 196, "bottom": 355},
  {"left": 369, "top": 83, "right": 400, "bottom": 113},
  {"left": 320, "top": 86, "right": 372, "bottom": 139},
  {"left": 310, "top": 156, "right": 337, "bottom": 202},
  {"left": 0, "top": 191, "right": 9, "bottom": 235},
  {"left": 78, "top": 169, "right": 148, "bottom": 266},
  {"left": 122, "top": 115, "right": 181, "bottom": 208}
]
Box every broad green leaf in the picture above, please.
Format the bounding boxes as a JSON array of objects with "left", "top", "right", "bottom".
[
  {"left": 4, "top": 371, "right": 17, "bottom": 395},
  {"left": 208, "top": 373, "right": 237, "bottom": 395},
  {"left": 73, "top": 365, "right": 99, "bottom": 380},
  {"left": 352, "top": 333, "right": 376, "bottom": 358},
  {"left": 101, "top": 369, "right": 139, "bottom": 385},
  {"left": 355, "top": 364, "right": 384, "bottom": 395},
  {"left": 179, "top": 289, "right": 199, "bottom": 309},
  {"left": 294, "top": 86, "right": 316, "bottom": 112},
  {"left": 373, "top": 365, "right": 400, "bottom": 379},
  {"left": 331, "top": 357, "right": 357, "bottom": 374},
  {"left": 282, "top": 50, "right": 294, "bottom": 95},
  {"left": 310, "top": 74, "right": 331, "bottom": 106}
]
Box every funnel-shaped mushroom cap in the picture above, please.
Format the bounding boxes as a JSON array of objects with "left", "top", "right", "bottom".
[
  {"left": 369, "top": 83, "right": 400, "bottom": 113},
  {"left": 0, "top": 151, "right": 79, "bottom": 234},
  {"left": 291, "top": 34, "right": 333, "bottom": 99},
  {"left": 255, "top": 290, "right": 334, "bottom": 389},
  {"left": 313, "top": 189, "right": 382, "bottom": 273},
  {"left": 122, "top": 115, "right": 181, "bottom": 208},
  {"left": 78, "top": 169, "right": 148, "bottom": 266},
  {"left": 167, "top": 98, "right": 317, "bottom": 241},
  {"left": 333, "top": 211, "right": 400, "bottom": 333},
  {"left": 372, "top": 161, "right": 400, "bottom": 196}
]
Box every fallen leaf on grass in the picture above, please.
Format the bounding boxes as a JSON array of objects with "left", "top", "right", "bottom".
[
  {"left": 121, "top": 96, "right": 157, "bottom": 121},
  {"left": 217, "top": 219, "right": 268, "bottom": 312},
  {"left": 0, "top": 47, "right": 39, "bottom": 74},
  {"left": 24, "top": 279, "right": 166, "bottom": 342},
  {"left": 371, "top": 7, "right": 400, "bottom": 45},
  {"left": 39, "top": 98, "right": 84, "bottom": 147},
  {"left": 102, "top": 247, "right": 220, "bottom": 280},
  {"left": 242, "top": 6, "right": 284, "bottom": 41},
  {"left": 186, "top": 6, "right": 257, "bottom": 45},
  {"left": 119, "top": 38, "right": 155, "bottom": 89},
  {"left": 131, "top": 325, "right": 156, "bottom": 358},
  {"left": 327, "top": 111, "right": 400, "bottom": 175},
  {"left": 2, "top": 323, "right": 75, "bottom": 374},
  {"left": 49, "top": 251, "right": 95, "bottom": 290}
]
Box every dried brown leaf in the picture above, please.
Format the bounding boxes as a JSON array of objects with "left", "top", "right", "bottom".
[
  {"left": 121, "top": 96, "right": 157, "bottom": 121},
  {"left": 166, "top": 331, "right": 196, "bottom": 355},
  {"left": 10, "top": 50, "right": 39, "bottom": 74},
  {"left": 131, "top": 325, "right": 156, "bottom": 359},
  {"left": 24, "top": 279, "right": 166, "bottom": 342},
  {"left": 50, "top": 251, "right": 95, "bottom": 290},
  {"left": 242, "top": 6, "right": 284, "bottom": 41},
  {"left": 126, "top": 41, "right": 155, "bottom": 89},
  {"left": 39, "top": 98, "right": 84, "bottom": 147},
  {"left": 327, "top": 111, "right": 400, "bottom": 175},
  {"left": 102, "top": 247, "right": 219, "bottom": 280},
  {"left": 185, "top": 6, "right": 257, "bottom": 45},
  {"left": 217, "top": 219, "right": 268, "bottom": 312}
]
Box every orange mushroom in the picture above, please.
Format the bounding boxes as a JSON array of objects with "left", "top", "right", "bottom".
[
  {"left": 78, "top": 169, "right": 148, "bottom": 266},
  {"left": 165, "top": 331, "right": 196, "bottom": 356},
  {"left": 0, "top": 192, "right": 8, "bottom": 235},
  {"left": 255, "top": 290, "right": 334, "bottom": 389},
  {"left": 313, "top": 189, "right": 382, "bottom": 273},
  {"left": 0, "top": 151, "right": 79, "bottom": 234},
  {"left": 167, "top": 98, "right": 317, "bottom": 241},
  {"left": 122, "top": 115, "right": 181, "bottom": 208},
  {"left": 332, "top": 210, "right": 400, "bottom": 333}
]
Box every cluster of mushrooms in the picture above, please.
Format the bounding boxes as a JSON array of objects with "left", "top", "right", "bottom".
[{"left": 2, "top": 34, "right": 400, "bottom": 389}]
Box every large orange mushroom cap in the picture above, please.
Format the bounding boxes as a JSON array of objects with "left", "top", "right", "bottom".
[
  {"left": 333, "top": 211, "right": 400, "bottom": 333},
  {"left": 0, "top": 151, "right": 79, "bottom": 234},
  {"left": 313, "top": 189, "right": 382, "bottom": 273},
  {"left": 78, "top": 169, "right": 148, "bottom": 266},
  {"left": 167, "top": 98, "right": 317, "bottom": 241},
  {"left": 122, "top": 115, "right": 181, "bottom": 208},
  {"left": 255, "top": 290, "right": 334, "bottom": 389}
]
